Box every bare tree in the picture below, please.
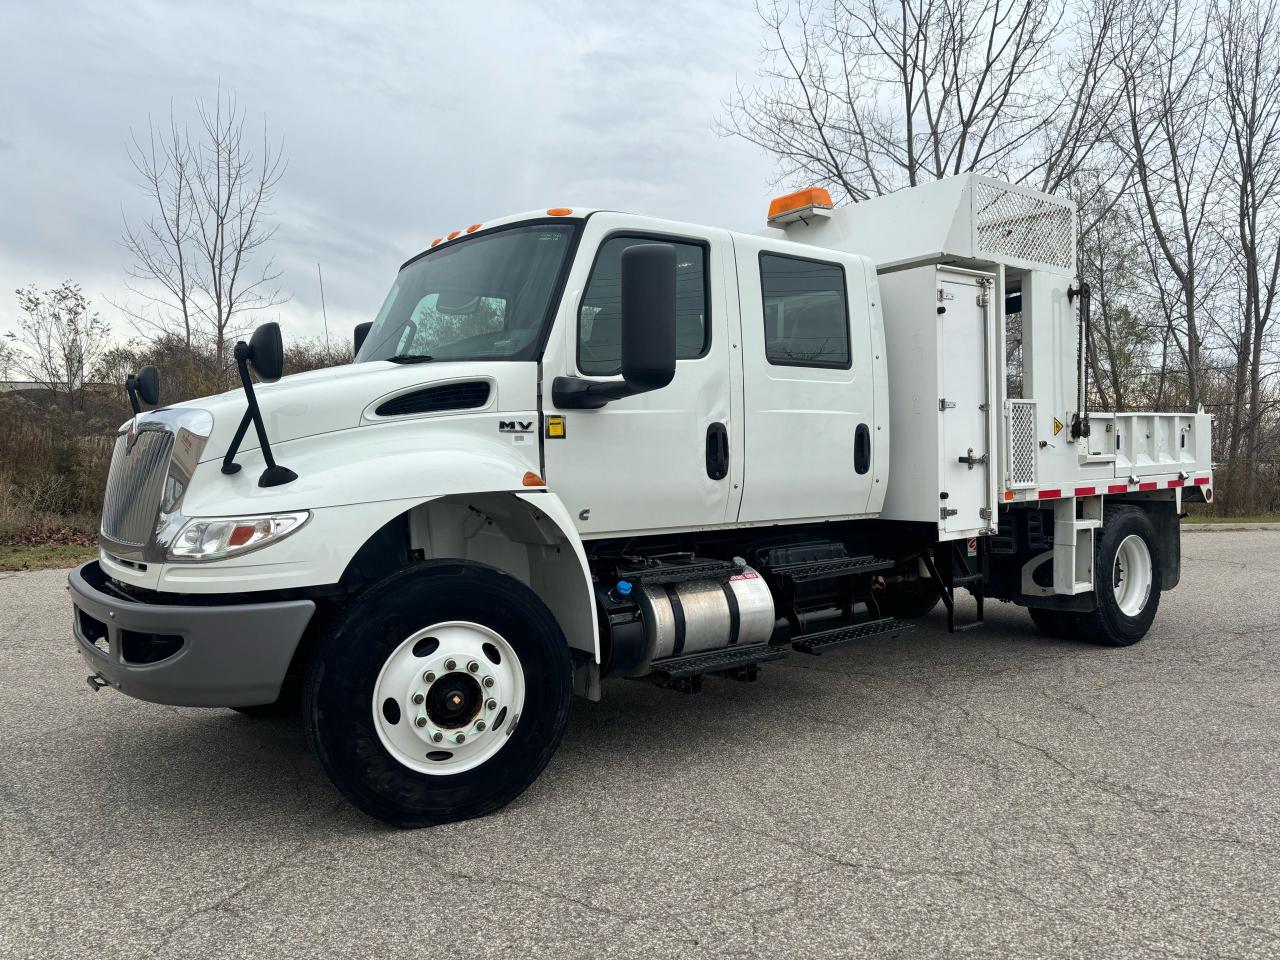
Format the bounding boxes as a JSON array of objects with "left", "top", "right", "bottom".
[
  {"left": 6, "top": 282, "right": 111, "bottom": 410},
  {"left": 717, "top": 0, "right": 1129, "bottom": 201},
  {"left": 1212, "top": 0, "right": 1280, "bottom": 510},
  {"left": 1113, "top": 0, "right": 1227, "bottom": 410},
  {"left": 120, "top": 90, "right": 287, "bottom": 377}
]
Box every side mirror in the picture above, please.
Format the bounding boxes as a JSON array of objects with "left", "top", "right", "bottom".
[
  {"left": 136, "top": 365, "right": 160, "bottom": 406},
  {"left": 620, "top": 243, "right": 677, "bottom": 392},
  {"left": 552, "top": 242, "right": 677, "bottom": 409},
  {"left": 353, "top": 321, "right": 373, "bottom": 356},
  {"left": 246, "top": 322, "right": 285, "bottom": 383}
]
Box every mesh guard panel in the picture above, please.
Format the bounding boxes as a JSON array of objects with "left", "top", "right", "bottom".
[
  {"left": 974, "top": 182, "right": 1074, "bottom": 271},
  {"left": 1006, "top": 400, "right": 1037, "bottom": 489}
]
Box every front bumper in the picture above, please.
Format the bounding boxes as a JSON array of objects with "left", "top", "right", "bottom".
[{"left": 69, "top": 561, "right": 316, "bottom": 707}]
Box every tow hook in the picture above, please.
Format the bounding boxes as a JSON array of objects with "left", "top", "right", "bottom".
[{"left": 86, "top": 673, "right": 110, "bottom": 692}]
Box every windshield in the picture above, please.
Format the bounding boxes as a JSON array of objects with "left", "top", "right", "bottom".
[{"left": 357, "top": 223, "right": 578, "bottom": 364}]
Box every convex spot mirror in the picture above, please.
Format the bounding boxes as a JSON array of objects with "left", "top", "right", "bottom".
[
  {"left": 246, "top": 322, "right": 285, "bottom": 383},
  {"left": 353, "top": 321, "right": 372, "bottom": 356},
  {"left": 135, "top": 365, "right": 160, "bottom": 406}
]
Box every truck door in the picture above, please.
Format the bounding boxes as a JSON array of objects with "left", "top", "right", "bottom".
[
  {"left": 936, "top": 268, "right": 995, "bottom": 536},
  {"left": 733, "top": 236, "right": 880, "bottom": 523},
  {"left": 541, "top": 214, "right": 740, "bottom": 537}
]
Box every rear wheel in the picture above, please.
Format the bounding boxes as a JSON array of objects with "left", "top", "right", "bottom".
[
  {"left": 1077, "top": 507, "right": 1160, "bottom": 646},
  {"left": 1028, "top": 506, "right": 1160, "bottom": 647},
  {"left": 304, "top": 561, "right": 572, "bottom": 827},
  {"left": 879, "top": 579, "right": 940, "bottom": 619}
]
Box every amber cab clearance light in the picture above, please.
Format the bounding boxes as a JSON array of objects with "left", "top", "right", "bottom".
[
  {"left": 767, "top": 187, "right": 834, "bottom": 226},
  {"left": 522, "top": 471, "right": 546, "bottom": 487},
  {"left": 465, "top": 223, "right": 482, "bottom": 234},
  {"left": 546, "top": 207, "right": 574, "bottom": 217}
]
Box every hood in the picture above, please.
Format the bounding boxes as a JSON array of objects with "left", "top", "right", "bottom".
[{"left": 160, "top": 360, "right": 535, "bottom": 462}]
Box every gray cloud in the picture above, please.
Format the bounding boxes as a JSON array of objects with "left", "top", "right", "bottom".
[{"left": 0, "top": 0, "right": 777, "bottom": 347}]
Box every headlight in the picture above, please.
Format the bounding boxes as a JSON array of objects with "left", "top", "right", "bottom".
[{"left": 167, "top": 512, "right": 310, "bottom": 561}]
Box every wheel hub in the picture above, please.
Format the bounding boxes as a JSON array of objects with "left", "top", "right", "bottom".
[
  {"left": 1111, "top": 534, "right": 1153, "bottom": 618},
  {"left": 372, "top": 621, "right": 525, "bottom": 774}
]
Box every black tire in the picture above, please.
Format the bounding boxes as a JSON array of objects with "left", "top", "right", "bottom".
[
  {"left": 879, "top": 580, "right": 941, "bottom": 619},
  {"left": 1075, "top": 505, "right": 1161, "bottom": 646},
  {"left": 1028, "top": 606, "right": 1082, "bottom": 640},
  {"left": 304, "top": 560, "right": 572, "bottom": 828}
]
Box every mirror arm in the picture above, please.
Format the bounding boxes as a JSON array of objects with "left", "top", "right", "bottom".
[
  {"left": 551, "top": 375, "right": 643, "bottom": 410},
  {"left": 125, "top": 375, "right": 142, "bottom": 415},
  {"left": 222, "top": 341, "right": 298, "bottom": 487}
]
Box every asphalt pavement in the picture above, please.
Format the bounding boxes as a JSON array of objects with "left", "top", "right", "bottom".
[{"left": 2, "top": 530, "right": 1278, "bottom": 959}]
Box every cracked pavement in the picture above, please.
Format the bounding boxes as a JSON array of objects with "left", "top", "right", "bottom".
[{"left": 2, "top": 530, "right": 1278, "bottom": 959}]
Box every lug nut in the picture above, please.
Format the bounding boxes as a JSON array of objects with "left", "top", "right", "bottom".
[
  {"left": 415, "top": 717, "right": 427, "bottom": 728},
  {"left": 412, "top": 693, "right": 425, "bottom": 705},
  {"left": 444, "top": 658, "right": 457, "bottom": 671},
  {"left": 432, "top": 731, "right": 443, "bottom": 743},
  {"left": 486, "top": 698, "right": 497, "bottom": 711},
  {"left": 467, "top": 660, "right": 479, "bottom": 673},
  {"left": 475, "top": 720, "right": 486, "bottom": 732},
  {"left": 482, "top": 676, "right": 495, "bottom": 688},
  {"left": 423, "top": 671, "right": 436, "bottom": 683},
  {"left": 455, "top": 733, "right": 466, "bottom": 744}
]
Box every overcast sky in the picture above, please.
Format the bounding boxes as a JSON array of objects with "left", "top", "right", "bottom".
[{"left": 0, "top": 0, "right": 780, "bottom": 350}]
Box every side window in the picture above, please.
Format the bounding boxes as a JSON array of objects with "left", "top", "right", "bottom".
[
  {"left": 579, "top": 236, "right": 709, "bottom": 375},
  {"left": 759, "top": 253, "right": 851, "bottom": 369}
]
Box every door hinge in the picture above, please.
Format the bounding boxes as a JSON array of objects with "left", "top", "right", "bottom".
[
  {"left": 939, "top": 398, "right": 956, "bottom": 411},
  {"left": 937, "top": 288, "right": 955, "bottom": 302},
  {"left": 957, "top": 448, "right": 989, "bottom": 470},
  {"left": 978, "top": 402, "right": 989, "bottom": 412},
  {"left": 941, "top": 506, "right": 959, "bottom": 519},
  {"left": 979, "top": 507, "right": 992, "bottom": 520},
  {"left": 976, "top": 290, "right": 990, "bottom": 307}
]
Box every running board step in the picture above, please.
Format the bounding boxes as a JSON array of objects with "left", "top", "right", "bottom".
[
  {"left": 791, "top": 617, "right": 912, "bottom": 655},
  {"left": 624, "top": 560, "right": 740, "bottom": 585},
  {"left": 651, "top": 643, "right": 789, "bottom": 680},
  {"left": 769, "top": 555, "right": 895, "bottom": 583}
]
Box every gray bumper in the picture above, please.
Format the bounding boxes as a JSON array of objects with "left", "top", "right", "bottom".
[{"left": 69, "top": 561, "right": 316, "bottom": 708}]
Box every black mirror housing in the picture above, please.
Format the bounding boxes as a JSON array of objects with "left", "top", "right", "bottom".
[
  {"left": 353, "top": 321, "right": 373, "bottom": 356},
  {"left": 552, "top": 242, "right": 678, "bottom": 409},
  {"left": 135, "top": 365, "right": 161, "bottom": 406},
  {"left": 620, "top": 243, "right": 677, "bottom": 392},
  {"left": 246, "top": 322, "right": 285, "bottom": 382}
]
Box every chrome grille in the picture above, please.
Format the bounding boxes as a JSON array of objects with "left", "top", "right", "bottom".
[{"left": 101, "top": 427, "right": 176, "bottom": 547}]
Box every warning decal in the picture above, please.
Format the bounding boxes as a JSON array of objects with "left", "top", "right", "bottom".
[{"left": 1053, "top": 416, "right": 1064, "bottom": 436}]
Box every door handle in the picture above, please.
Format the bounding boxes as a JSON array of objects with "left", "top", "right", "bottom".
[
  {"left": 706, "top": 422, "right": 729, "bottom": 480},
  {"left": 854, "top": 423, "right": 871, "bottom": 475},
  {"left": 957, "top": 448, "right": 989, "bottom": 470}
]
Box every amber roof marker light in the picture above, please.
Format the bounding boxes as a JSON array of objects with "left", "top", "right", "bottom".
[
  {"left": 546, "top": 208, "right": 574, "bottom": 217},
  {"left": 767, "top": 187, "right": 834, "bottom": 226}
]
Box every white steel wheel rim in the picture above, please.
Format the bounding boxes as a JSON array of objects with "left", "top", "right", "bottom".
[
  {"left": 372, "top": 621, "right": 525, "bottom": 776},
  {"left": 1112, "top": 534, "right": 1153, "bottom": 618}
]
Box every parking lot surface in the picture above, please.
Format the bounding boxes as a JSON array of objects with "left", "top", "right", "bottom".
[{"left": 2, "top": 530, "right": 1278, "bottom": 959}]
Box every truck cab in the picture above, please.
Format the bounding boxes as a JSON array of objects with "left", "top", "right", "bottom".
[{"left": 70, "top": 177, "right": 1213, "bottom": 827}]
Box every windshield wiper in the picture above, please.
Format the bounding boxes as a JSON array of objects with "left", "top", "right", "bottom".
[{"left": 389, "top": 354, "right": 435, "bottom": 364}]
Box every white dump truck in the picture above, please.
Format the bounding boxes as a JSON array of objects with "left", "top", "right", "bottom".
[{"left": 70, "top": 175, "right": 1213, "bottom": 826}]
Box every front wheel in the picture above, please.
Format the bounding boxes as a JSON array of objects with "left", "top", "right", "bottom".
[{"left": 304, "top": 561, "right": 572, "bottom": 827}]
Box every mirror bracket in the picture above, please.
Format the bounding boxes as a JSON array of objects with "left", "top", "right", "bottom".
[
  {"left": 551, "top": 376, "right": 639, "bottom": 410},
  {"left": 221, "top": 327, "right": 297, "bottom": 486}
]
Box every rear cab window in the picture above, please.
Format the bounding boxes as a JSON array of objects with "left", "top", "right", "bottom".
[{"left": 759, "top": 252, "right": 851, "bottom": 369}]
